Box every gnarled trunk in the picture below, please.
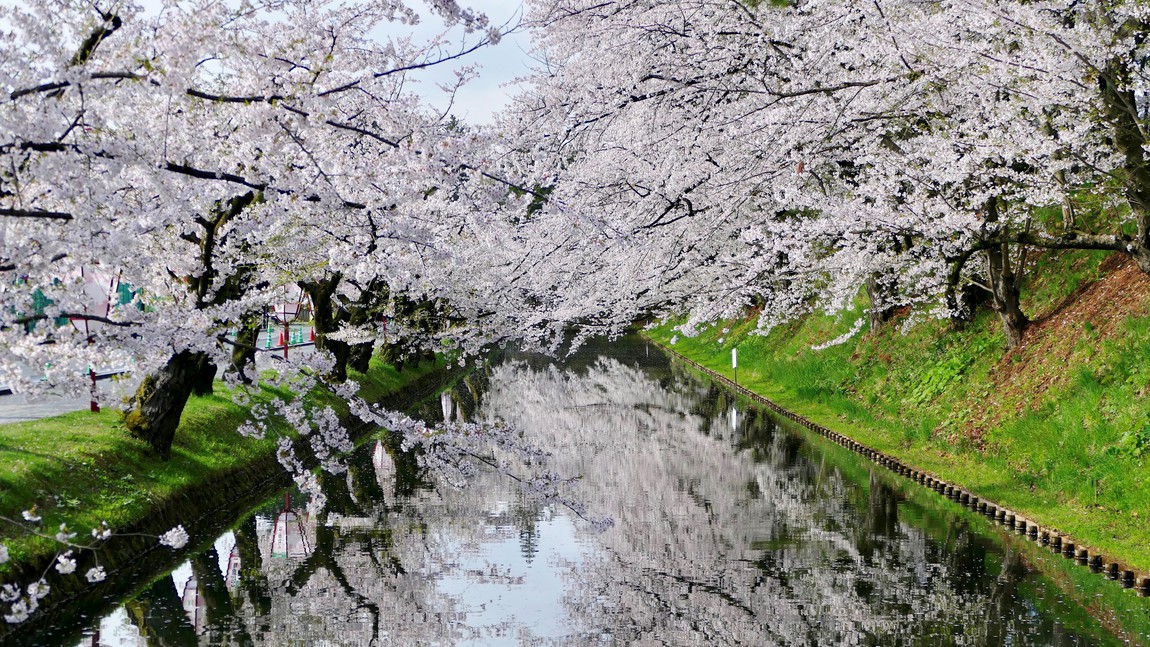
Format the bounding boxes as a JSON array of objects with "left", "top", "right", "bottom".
[
  {"left": 980, "top": 197, "right": 1029, "bottom": 348},
  {"left": 986, "top": 240, "right": 1029, "bottom": 349},
  {"left": 228, "top": 312, "right": 260, "bottom": 385},
  {"left": 122, "top": 350, "right": 215, "bottom": 459}
]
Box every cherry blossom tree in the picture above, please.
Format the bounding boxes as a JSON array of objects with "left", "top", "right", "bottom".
[
  {"left": 499, "top": 0, "right": 1150, "bottom": 348},
  {"left": 0, "top": 0, "right": 509, "bottom": 455}
]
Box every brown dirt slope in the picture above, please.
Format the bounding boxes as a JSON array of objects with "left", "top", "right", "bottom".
[{"left": 969, "top": 255, "right": 1150, "bottom": 440}]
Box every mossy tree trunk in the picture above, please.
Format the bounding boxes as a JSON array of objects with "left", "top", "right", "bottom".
[{"left": 123, "top": 350, "right": 215, "bottom": 459}]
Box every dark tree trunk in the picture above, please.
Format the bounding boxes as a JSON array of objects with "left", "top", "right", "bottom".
[
  {"left": 1099, "top": 60, "right": 1150, "bottom": 273},
  {"left": 123, "top": 350, "right": 213, "bottom": 459},
  {"left": 986, "top": 239, "right": 1029, "bottom": 349},
  {"left": 348, "top": 342, "right": 374, "bottom": 374},
  {"left": 980, "top": 197, "right": 1029, "bottom": 348},
  {"left": 945, "top": 246, "right": 993, "bottom": 330},
  {"left": 190, "top": 356, "right": 217, "bottom": 396},
  {"left": 300, "top": 274, "right": 352, "bottom": 383},
  {"left": 228, "top": 312, "right": 260, "bottom": 385},
  {"left": 955, "top": 282, "right": 991, "bottom": 329},
  {"left": 344, "top": 278, "right": 385, "bottom": 374},
  {"left": 377, "top": 343, "right": 405, "bottom": 372},
  {"left": 864, "top": 273, "right": 897, "bottom": 333}
]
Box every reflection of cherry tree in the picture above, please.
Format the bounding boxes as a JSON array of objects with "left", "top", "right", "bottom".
[
  {"left": 472, "top": 353, "right": 1087, "bottom": 645},
  {"left": 83, "top": 344, "right": 1107, "bottom": 645},
  {"left": 197, "top": 448, "right": 505, "bottom": 645}
]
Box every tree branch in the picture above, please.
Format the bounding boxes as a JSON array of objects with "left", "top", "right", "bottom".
[{"left": 0, "top": 207, "right": 73, "bottom": 220}]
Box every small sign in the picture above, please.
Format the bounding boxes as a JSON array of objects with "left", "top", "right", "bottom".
[{"left": 732, "top": 348, "right": 738, "bottom": 369}]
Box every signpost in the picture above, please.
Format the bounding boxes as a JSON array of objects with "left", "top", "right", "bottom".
[{"left": 732, "top": 347, "right": 738, "bottom": 388}]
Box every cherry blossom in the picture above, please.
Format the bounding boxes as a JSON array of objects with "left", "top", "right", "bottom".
[{"left": 158, "top": 525, "right": 190, "bottom": 550}]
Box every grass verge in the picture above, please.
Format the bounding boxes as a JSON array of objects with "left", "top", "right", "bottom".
[
  {"left": 646, "top": 250, "right": 1150, "bottom": 575},
  {"left": 0, "top": 355, "right": 444, "bottom": 576}
]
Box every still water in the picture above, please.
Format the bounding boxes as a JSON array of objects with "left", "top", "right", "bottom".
[{"left": 46, "top": 336, "right": 1150, "bottom": 644}]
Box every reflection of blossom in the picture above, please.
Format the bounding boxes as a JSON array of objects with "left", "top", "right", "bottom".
[
  {"left": 472, "top": 354, "right": 1045, "bottom": 644},
  {"left": 72, "top": 341, "right": 1117, "bottom": 644},
  {"left": 159, "top": 526, "right": 190, "bottom": 549}
]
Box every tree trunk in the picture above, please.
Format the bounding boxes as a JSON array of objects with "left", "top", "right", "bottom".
[
  {"left": 300, "top": 274, "right": 352, "bottom": 383},
  {"left": 122, "top": 350, "right": 213, "bottom": 459},
  {"left": 348, "top": 342, "right": 374, "bottom": 374},
  {"left": 986, "top": 240, "right": 1029, "bottom": 349},
  {"left": 190, "top": 356, "right": 217, "bottom": 397},
  {"left": 944, "top": 252, "right": 989, "bottom": 330},
  {"left": 228, "top": 312, "right": 260, "bottom": 385},
  {"left": 1099, "top": 60, "right": 1150, "bottom": 273},
  {"left": 980, "top": 196, "right": 1029, "bottom": 348},
  {"left": 864, "top": 273, "right": 897, "bottom": 332}
]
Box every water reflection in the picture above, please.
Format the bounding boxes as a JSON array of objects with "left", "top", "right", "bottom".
[{"left": 63, "top": 336, "right": 1142, "bottom": 645}]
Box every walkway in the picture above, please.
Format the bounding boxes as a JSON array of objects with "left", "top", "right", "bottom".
[{"left": 0, "top": 331, "right": 317, "bottom": 424}]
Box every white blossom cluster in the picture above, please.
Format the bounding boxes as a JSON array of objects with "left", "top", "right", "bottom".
[{"left": 495, "top": 0, "right": 1150, "bottom": 348}]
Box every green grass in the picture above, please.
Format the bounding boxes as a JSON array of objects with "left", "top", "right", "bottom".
[
  {"left": 647, "top": 249, "right": 1150, "bottom": 575},
  {"left": 0, "top": 356, "right": 443, "bottom": 574}
]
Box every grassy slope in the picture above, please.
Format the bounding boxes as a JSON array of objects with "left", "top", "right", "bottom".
[
  {"left": 648, "top": 249, "right": 1150, "bottom": 573},
  {"left": 0, "top": 356, "right": 443, "bottom": 571}
]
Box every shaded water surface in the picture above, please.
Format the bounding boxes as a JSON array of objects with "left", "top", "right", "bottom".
[{"left": 32, "top": 336, "right": 1150, "bottom": 645}]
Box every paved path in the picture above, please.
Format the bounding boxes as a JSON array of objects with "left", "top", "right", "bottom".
[{"left": 0, "top": 338, "right": 317, "bottom": 424}]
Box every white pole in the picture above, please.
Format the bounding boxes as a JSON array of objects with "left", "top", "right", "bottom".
[{"left": 732, "top": 347, "right": 738, "bottom": 388}]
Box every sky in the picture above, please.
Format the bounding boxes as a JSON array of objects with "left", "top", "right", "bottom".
[
  {"left": 0, "top": 0, "right": 538, "bottom": 125},
  {"left": 396, "top": 0, "right": 537, "bottom": 124}
]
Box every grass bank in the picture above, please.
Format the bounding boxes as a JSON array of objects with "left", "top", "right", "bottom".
[
  {"left": 647, "top": 250, "right": 1150, "bottom": 575},
  {"left": 0, "top": 356, "right": 445, "bottom": 576}
]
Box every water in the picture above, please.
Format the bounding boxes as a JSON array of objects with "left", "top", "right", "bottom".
[{"left": 27, "top": 335, "right": 1150, "bottom": 645}]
